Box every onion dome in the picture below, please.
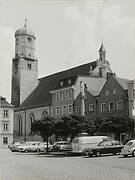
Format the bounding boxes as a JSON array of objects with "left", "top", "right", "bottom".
[{"left": 15, "top": 19, "right": 35, "bottom": 39}]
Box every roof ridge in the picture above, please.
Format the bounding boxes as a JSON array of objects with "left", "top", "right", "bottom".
[{"left": 39, "top": 61, "right": 97, "bottom": 80}]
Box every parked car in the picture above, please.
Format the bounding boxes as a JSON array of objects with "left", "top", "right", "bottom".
[
  {"left": 53, "top": 141, "right": 72, "bottom": 152},
  {"left": 121, "top": 139, "right": 135, "bottom": 157},
  {"left": 18, "top": 142, "right": 40, "bottom": 152},
  {"left": 9, "top": 142, "right": 24, "bottom": 152},
  {"left": 71, "top": 136, "right": 109, "bottom": 154},
  {"left": 84, "top": 140, "right": 123, "bottom": 157},
  {"left": 37, "top": 142, "right": 53, "bottom": 152}
]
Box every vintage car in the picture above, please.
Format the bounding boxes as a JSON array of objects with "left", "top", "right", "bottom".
[
  {"left": 121, "top": 139, "right": 135, "bottom": 157},
  {"left": 37, "top": 142, "right": 53, "bottom": 152},
  {"left": 18, "top": 141, "right": 53, "bottom": 152},
  {"left": 18, "top": 142, "right": 40, "bottom": 152},
  {"left": 84, "top": 140, "right": 123, "bottom": 157},
  {"left": 53, "top": 141, "right": 72, "bottom": 152},
  {"left": 9, "top": 142, "right": 24, "bottom": 152}
]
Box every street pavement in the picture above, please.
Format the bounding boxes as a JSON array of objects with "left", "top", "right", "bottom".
[{"left": 0, "top": 149, "right": 135, "bottom": 180}]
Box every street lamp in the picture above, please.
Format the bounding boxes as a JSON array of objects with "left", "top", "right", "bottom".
[
  {"left": 132, "top": 108, "right": 135, "bottom": 134},
  {"left": 22, "top": 106, "right": 27, "bottom": 142}
]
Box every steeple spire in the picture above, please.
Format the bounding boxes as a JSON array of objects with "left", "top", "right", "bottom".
[
  {"left": 24, "top": 19, "right": 27, "bottom": 27},
  {"left": 99, "top": 40, "right": 106, "bottom": 52},
  {"left": 99, "top": 41, "right": 106, "bottom": 63}
]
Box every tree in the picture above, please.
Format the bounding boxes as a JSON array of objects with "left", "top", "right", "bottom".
[
  {"left": 99, "top": 116, "right": 134, "bottom": 139},
  {"left": 55, "top": 115, "right": 96, "bottom": 141},
  {"left": 31, "top": 115, "right": 55, "bottom": 152}
]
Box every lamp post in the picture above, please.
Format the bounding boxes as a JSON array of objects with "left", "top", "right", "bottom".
[
  {"left": 23, "top": 106, "right": 27, "bottom": 142},
  {"left": 132, "top": 108, "right": 135, "bottom": 134},
  {"left": 80, "top": 81, "right": 85, "bottom": 116}
]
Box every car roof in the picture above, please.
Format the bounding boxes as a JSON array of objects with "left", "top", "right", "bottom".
[{"left": 128, "top": 139, "right": 135, "bottom": 143}]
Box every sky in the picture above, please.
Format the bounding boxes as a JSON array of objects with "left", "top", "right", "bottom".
[{"left": 0, "top": 0, "right": 135, "bottom": 103}]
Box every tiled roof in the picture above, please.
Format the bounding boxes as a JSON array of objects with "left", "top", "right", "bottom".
[
  {"left": 16, "top": 61, "right": 97, "bottom": 111},
  {"left": 115, "top": 77, "right": 130, "bottom": 90},
  {"left": 84, "top": 78, "right": 106, "bottom": 96},
  {"left": 0, "top": 97, "right": 13, "bottom": 108}
]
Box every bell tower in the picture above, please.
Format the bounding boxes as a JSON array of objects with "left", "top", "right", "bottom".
[{"left": 11, "top": 20, "right": 38, "bottom": 107}]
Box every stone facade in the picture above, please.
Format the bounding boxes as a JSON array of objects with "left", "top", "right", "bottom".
[{"left": 0, "top": 97, "right": 13, "bottom": 148}]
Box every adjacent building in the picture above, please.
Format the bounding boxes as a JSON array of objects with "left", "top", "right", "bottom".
[{"left": 0, "top": 97, "right": 13, "bottom": 148}]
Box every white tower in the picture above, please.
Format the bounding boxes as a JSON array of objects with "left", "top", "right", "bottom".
[{"left": 11, "top": 20, "right": 38, "bottom": 107}]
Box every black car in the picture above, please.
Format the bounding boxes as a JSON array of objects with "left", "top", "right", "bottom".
[{"left": 84, "top": 140, "right": 124, "bottom": 157}]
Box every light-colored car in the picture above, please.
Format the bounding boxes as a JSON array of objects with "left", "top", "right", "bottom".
[
  {"left": 37, "top": 142, "right": 53, "bottom": 152},
  {"left": 9, "top": 142, "right": 24, "bottom": 152},
  {"left": 53, "top": 141, "right": 72, "bottom": 152},
  {"left": 121, "top": 139, "right": 135, "bottom": 157},
  {"left": 18, "top": 142, "right": 40, "bottom": 152},
  {"left": 71, "top": 136, "right": 109, "bottom": 154}
]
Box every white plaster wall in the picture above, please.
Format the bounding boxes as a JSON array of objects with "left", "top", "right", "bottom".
[{"left": 0, "top": 106, "right": 13, "bottom": 148}]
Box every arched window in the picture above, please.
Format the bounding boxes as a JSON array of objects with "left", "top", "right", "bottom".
[
  {"left": 18, "top": 115, "right": 23, "bottom": 136},
  {"left": 41, "top": 111, "right": 48, "bottom": 118},
  {"left": 30, "top": 113, "right": 35, "bottom": 134}
]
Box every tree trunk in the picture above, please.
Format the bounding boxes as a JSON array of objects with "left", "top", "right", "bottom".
[{"left": 46, "top": 136, "right": 49, "bottom": 153}]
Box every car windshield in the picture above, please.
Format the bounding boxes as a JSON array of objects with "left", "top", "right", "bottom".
[
  {"left": 98, "top": 141, "right": 112, "bottom": 146},
  {"left": 25, "top": 142, "right": 38, "bottom": 146},
  {"left": 72, "top": 139, "right": 79, "bottom": 143}
]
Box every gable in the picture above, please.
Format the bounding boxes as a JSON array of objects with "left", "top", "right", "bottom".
[{"left": 99, "top": 75, "right": 129, "bottom": 98}]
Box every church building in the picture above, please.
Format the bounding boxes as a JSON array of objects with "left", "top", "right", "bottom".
[{"left": 11, "top": 22, "right": 134, "bottom": 141}]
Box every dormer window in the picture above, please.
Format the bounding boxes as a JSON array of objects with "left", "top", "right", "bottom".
[
  {"left": 60, "top": 81, "right": 63, "bottom": 87},
  {"left": 27, "top": 63, "right": 32, "bottom": 70},
  {"left": 68, "top": 79, "right": 71, "bottom": 85}
]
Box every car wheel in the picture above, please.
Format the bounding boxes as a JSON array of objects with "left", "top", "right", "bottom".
[
  {"left": 132, "top": 150, "right": 135, "bottom": 157},
  {"left": 36, "top": 149, "right": 40, "bottom": 152},
  {"left": 25, "top": 149, "right": 28, "bottom": 153},
  {"left": 113, "top": 152, "right": 117, "bottom": 155},
  {"left": 88, "top": 154, "right": 93, "bottom": 157},
  {"left": 95, "top": 151, "right": 101, "bottom": 157},
  {"left": 123, "top": 155, "right": 128, "bottom": 158}
]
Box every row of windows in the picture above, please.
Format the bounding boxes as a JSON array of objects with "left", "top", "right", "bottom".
[
  {"left": 56, "top": 105, "right": 73, "bottom": 115},
  {"left": 56, "top": 90, "right": 73, "bottom": 102},
  {"left": 75, "top": 104, "right": 94, "bottom": 113},
  {"left": 60, "top": 79, "right": 72, "bottom": 87},
  {"left": 75, "top": 101, "right": 123, "bottom": 113},
  {"left": 101, "top": 101, "right": 123, "bottom": 111},
  {"left": 106, "top": 88, "right": 117, "bottom": 96}
]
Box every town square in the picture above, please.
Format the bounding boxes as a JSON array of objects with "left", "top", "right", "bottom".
[{"left": 0, "top": 0, "right": 135, "bottom": 180}]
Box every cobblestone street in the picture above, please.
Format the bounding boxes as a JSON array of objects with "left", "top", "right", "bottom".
[{"left": 0, "top": 149, "right": 135, "bottom": 180}]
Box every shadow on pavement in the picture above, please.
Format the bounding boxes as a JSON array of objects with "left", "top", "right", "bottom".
[{"left": 11, "top": 151, "right": 83, "bottom": 158}]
